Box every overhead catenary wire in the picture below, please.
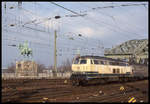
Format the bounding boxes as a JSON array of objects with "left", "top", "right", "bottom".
[
  {"left": 51, "top": 2, "right": 81, "bottom": 15},
  {"left": 4, "top": 2, "right": 105, "bottom": 68},
  {"left": 3, "top": 26, "right": 51, "bottom": 43},
  {"left": 114, "top": 5, "right": 147, "bottom": 32},
  {"left": 80, "top": 2, "right": 147, "bottom": 34},
  {"left": 3, "top": 29, "right": 99, "bottom": 55},
  {"left": 3, "top": 12, "right": 54, "bottom": 40},
  {"left": 4, "top": 2, "right": 105, "bottom": 47},
  {"left": 78, "top": 3, "right": 116, "bottom": 21},
  {"left": 5, "top": 28, "right": 102, "bottom": 55},
  {"left": 6, "top": 6, "right": 86, "bottom": 34},
  {"left": 49, "top": 2, "right": 134, "bottom": 40},
  {"left": 62, "top": 2, "right": 146, "bottom": 38},
  {"left": 4, "top": 2, "right": 143, "bottom": 45},
  {"left": 3, "top": 2, "right": 147, "bottom": 66},
  {"left": 3, "top": 39, "right": 88, "bottom": 57},
  {"left": 14, "top": 4, "right": 139, "bottom": 41},
  {"left": 3, "top": 23, "right": 100, "bottom": 52},
  {"left": 3, "top": 38, "right": 52, "bottom": 47},
  {"left": 83, "top": 7, "right": 145, "bottom": 37},
  {"left": 57, "top": 32, "right": 103, "bottom": 49},
  {"left": 6, "top": 14, "right": 101, "bottom": 51},
  {"left": 3, "top": 36, "right": 101, "bottom": 58},
  {"left": 81, "top": 3, "right": 148, "bottom": 12},
  {"left": 20, "top": 2, "right": 86, "bottom": 26}
]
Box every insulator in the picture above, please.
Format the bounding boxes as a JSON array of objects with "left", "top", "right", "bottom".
[
  {"left": 55, "top": 16, "right": 61, "bottom": 19},
  {"left": 9, "top": 6, "right": 14, "bottom": 9},
  {"left": 10, "top": 24, "right": 15, "bottom": 26},
  {"left": 18, "top": 2, "right": 22, "bottom": 8},
  {"left": 78, "top": 34, "right": 82, "bottom": 37}
]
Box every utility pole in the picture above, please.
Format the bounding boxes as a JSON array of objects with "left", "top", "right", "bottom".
[
  {"left": 54, "top": 30, "right": 57, "bottom": 77},
  {"left": 53, "top": 15, "right": 61, "bottom": 77}
]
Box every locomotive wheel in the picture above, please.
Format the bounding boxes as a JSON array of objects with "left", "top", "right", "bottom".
[
  {"left": 119, "top": 78, "right": 123, "bottom": 83},
  {"left": 82, "top": 80, "right": 87, "bottom": 86},
  {"left": 100, "top": 79, "right": 106, "bottom": 84},
  {"left": 76, "top": 80, "right": 80, "bottom": 86},
  {"left": 79, "top": 80, "right": 87, "bottom": 86},
  {"left": 72, "top": 80, "right": 76, "bottom": 86},
  {"left": 124, "top": 78, "right": 128, "bottom": 82},
  {"left": 72, "top": 80, "right": 80, "bottom": 86}
]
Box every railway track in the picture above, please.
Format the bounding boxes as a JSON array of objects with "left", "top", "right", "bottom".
[
  {"left": 2, "top": 79, "right": 148, "bottom": 103},
  {"left": 79, "top": 84, "right": 147, "bottom": 102}
]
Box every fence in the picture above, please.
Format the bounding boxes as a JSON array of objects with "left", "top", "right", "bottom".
[{"left": 2, "top": 72, "right": 72, "bottom": 79}]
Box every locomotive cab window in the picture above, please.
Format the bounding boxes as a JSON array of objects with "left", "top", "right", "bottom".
[
  {"left": 99, "top": 61, "right": 105, "bottom": 65},
  {"left": 18, "top": 64, "right": 21, "bottom": 67},
  {"left": 93, "top": 60, "right": 99, "bottom": 64},
  {"left": 74, "top": 59, "right": 79, "bottom": 64},
  {"left": 109, "top": 62, "right": 114, "bottom": 65},
  {"left": 126, "top": 63, "right": 129, "bottom": 66},
  {"left": 91, "top": 60, "right": 93, "bottom": 64},
  {"left": 119, "top": 62, "right": 126, "bottom": 66},
  {"left": 80, "top": 59, "right": 87, "bottom": 64}
]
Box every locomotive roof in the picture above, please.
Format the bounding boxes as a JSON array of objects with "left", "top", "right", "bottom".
[{"left": 77, "top": 55, "right": 127, "bottom": 63}]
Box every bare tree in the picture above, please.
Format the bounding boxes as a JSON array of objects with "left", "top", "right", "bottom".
[
  {"left": 61, "top": 58, "right": 72, "bottom": 72},
  {"left": 6, "top": 63, "right": 16, "bottom": 73},
  {"left": 37, "top": 63, "right": 46, "bottom": 73}
]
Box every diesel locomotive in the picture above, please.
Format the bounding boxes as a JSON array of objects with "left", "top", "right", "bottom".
[{"left": 70, "top": 55, "right": 145, "bottom": 86}]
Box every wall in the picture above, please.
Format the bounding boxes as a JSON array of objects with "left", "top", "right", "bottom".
[{"left": 2, "top": 72, "right": 72, "bottom": 79}]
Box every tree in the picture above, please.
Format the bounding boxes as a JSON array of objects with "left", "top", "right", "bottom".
[
  {"left": 37, "top": 63, "right": 46, "bottom": 73},
  {"left": 7, "top": 63, "right": 16, "bottom": 73},
  {"left": 61, "top": 58, "right": 72, "bottom": 72}
]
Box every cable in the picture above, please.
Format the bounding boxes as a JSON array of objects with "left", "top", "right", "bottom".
[
  {"left": 2, "top": 37, "right": 52, "bottom": 47},
  {"left": 79, "top": 3, "right": 116, "bottom": 21},
  {"left": 115, "top": 5, "right": 147, "bottom": 32},
  {"left": 20, "top": 2, "right": 86, "bottom": 26},
  {"left": 3, "top": 26, "right": 102, "bottom": 53},
  {"left": 4, "top": 2, "right": 147, "bottom": 40},
  {"left": 51, "top": 2, "right": 81, "bottom": 15},
  {"left": 66, "top": 6, "right": 146, "bottom": 39},
  {"left": 4, "top": 2, "right": 145, "bottom": 58},
  {"left": 86, "top": 3, "right": 147, "bottom": 10},
  {"left": 3, "top": 34, "right": 101, "bottom": 56},
  {"left": 3, "top": 27, "right": 51, "bottom": 43},
  {"left": 2, "top": 13, "right": 54, "bottom": 40},
  {"left": 49, "top": 2, "right": 131, "bottom": 40},
  {"left": 78, "top": 3, "right": 147, "bottom": 37}
]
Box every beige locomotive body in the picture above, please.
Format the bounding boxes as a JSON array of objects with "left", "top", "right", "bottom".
[
  {"left": 70, "top": 56, "right": 146, "bottom": 86},
  {"left": 72, "top": 56, "right": 133, "bottom": 75}
]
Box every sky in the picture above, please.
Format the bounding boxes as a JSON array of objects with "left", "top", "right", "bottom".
[{"left": 2, "top": 2, "right": 148, "bottom": 69}]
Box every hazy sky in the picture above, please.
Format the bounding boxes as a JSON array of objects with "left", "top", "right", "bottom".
[{"left": 2, "top": 2, "right": 148, "bottom": 68}]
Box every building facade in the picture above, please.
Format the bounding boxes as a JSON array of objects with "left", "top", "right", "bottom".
[{"left": 16, "top": 61, "right": 38, "bottom": 77}]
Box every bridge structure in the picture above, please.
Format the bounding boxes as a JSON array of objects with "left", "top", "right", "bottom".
[{"left": 104, "top": 39, "right": 148, "bottom": 64}]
